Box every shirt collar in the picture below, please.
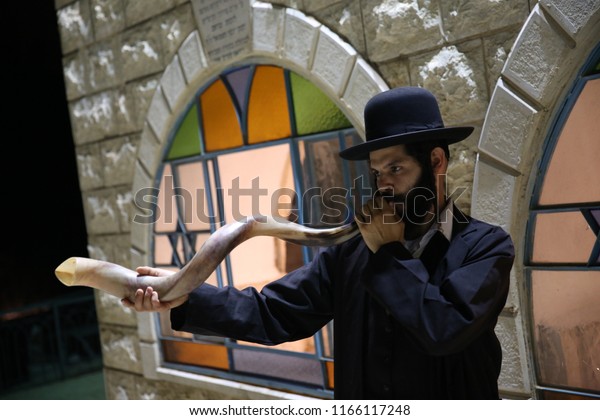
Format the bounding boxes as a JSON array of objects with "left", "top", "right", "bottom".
[{"left": 402, "top": 199, "right": 454, "bottom": 257}]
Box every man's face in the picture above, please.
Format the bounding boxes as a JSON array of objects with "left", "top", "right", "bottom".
[{"left": 368, "top": 144, "right": 436, "bottom": 227}]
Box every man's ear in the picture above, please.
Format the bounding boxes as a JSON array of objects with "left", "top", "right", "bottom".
[{"left": 430, "top": 147, "right": 448, "bottom": 176}]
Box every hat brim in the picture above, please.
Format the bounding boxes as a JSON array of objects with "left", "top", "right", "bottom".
[{"left": 339, "top": 126, "right": 474, "bottom": 160}]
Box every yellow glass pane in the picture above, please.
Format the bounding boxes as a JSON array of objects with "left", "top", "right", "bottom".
[
  {"left": 540, "top": 78, "right": 600, "bottom": 205},
  {"left": 247, "top": 66, "right": 291, "bottom": 144},
  {"left": 532, "top": 270, "right": 600, "bottom": 392},
  {"left": 532, "top": 212, "right": 597, "bottom": 264},
  {"left": 201, "top": 79, "right": 243, "bottom": 152}
]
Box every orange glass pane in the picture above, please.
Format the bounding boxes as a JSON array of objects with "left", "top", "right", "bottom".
[
  {"left": 531, "top": 270, "right": 600, "bottom": 392},
  {"left": 247, "top": 66, "right": 291, "bottom": 144},
  {"left": 540, "top": 78, "right": 600, "bottom": 205},
  {"left": 162, "top": 340, "right": 229, "bottom": 370},
  {"left": 201, "top": 79, "right": 243, "bottom": 152},
  {"left": 532, "top": 212, "right": 597, "bottom": 264},
  {"left": 326, "top": 360, "right": 334, "bottom": 389}
]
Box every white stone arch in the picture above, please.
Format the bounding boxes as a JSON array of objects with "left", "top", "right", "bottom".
[
  {"left": 471, "top": 1, "right": 600, "bottom": 396},
  {"left": 128, "top": 3, "right": 387, "bottom": 398}
]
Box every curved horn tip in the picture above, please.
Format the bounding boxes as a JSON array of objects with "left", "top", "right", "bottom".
[{"left": 55, "top": 257, "right": 78, "bottom": 286}]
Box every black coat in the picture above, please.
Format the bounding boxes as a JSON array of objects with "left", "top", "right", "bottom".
[{"left": 171, "top": 209, "right": 515, "bottom": 399}]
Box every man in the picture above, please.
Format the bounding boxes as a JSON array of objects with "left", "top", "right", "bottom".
[{"left": 123, "top": 86, "right": 515, "bottom": 399}]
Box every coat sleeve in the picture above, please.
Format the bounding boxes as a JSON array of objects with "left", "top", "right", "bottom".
[
  {"left": 170, "top": 247, "right": 336, "bottom": 345},
  {"left": 363, "top": 223, "right": 514, "bottom": 356}
]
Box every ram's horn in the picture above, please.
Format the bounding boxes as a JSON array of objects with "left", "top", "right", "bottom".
[{"left": 54, "top": 216, "right": 359, "bottom": 303}]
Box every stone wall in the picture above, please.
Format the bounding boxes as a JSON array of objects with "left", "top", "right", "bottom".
[{"left": 52, "top": 0, "right": 569, "bottom": 400}]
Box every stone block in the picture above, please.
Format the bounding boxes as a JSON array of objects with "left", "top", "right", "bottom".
[
  {"left": 501, "top": 5, "right": 573, "bottom": 107},
  {"left": 377, "top": 58, "right": 411, "bottom": 88},
  {"left": 146, "top": 86, "right": 172, "bottom": 141},
  {"left": 76, "top": 142, "right": 104, "bottom": 190},
  {"left": 56, "top": 0, "right": 94, "bottom": 54},
  {"left": 137, "top": 125, "right": 163, "bottom": 176},
  {"left": 410, "top": 41, "right": 488, "bottom": 125},
  {"left": 91, "top": 0, "right": 126, "bottom": 40},
  {"left": 157, "top": 3, "right": 197, "bottom": 61},
  {"left": 252, "top": 2, "right": 285, "bottom": 57},
  {"left": 341, "top": 58, "right": 388, "bottom": 136},
  {"left": 95, "top": 289, "right": 137, "bottom": 327},
  {"left": 479, "top": 80, "right": 538, "bottom": 171},
  {"left": 471, "top": 158, "right": 516, "bottom": 232},
  {"left": 103, "top": 368, "right": 139, "bottom": 399},
  {"left": 63, "top": 51, "right": 88, "bottom": 100},
  {"left": 86, "top": 37, "right": 123, "bottom": 93},
  {"left": 308, "top": 0, "right": 367, "bottom": 56},
  {"left": 115, "top": 186, "right": 135, "bottom": 233},
  {"left": 283, "top": 8, "right": 321, "bottom": 69},
  {"left": 160, "top": 56, "right": 187, "bottom": 111},
  {"left": 82, "top": 188, "right": 122, "bottom": 234},
  {"left": 178, "top": 31, "right": 208, "bottom": 84},
  {"left": 100, "top": 136, "right": 139, "bottom": 187},
  {"left": 123, "top": 0, "right": 174, "bottom": 27},
  {"left": 482, "top": 30, "right": 520, "bottom": 96},
  {"left": 125, "top": 76, "right": 160, "bottom": 132},
  {"left": 539, "top": 0, "right": 600, "bottom": 39},
  {"left": 130, "top": 162, "right": 153, "bottom": 250},
  {"left": 312, "top": 26, "right": 357, "bottom": 96},
  {"left": 100, "top": 324, "right": 144, "bottom": 374},
  {"left": 137, "top": 313, "right": 158, "bottom": 343},
  {"left": 446, "top": 125, "right": 480, "bottom": 215},
  {"left": 69, "top": 90, "right": 118, "bottom": 144},
  {"left": 440, "top": 0, "right": 529, "bottom": 43},
  {"left": 362, "top": 0, "right": 443, "bottom": 62},
  {"left": 496, "top": 314, "right": 529, "bottom": 395},
  {"left": 120, "top": 21, "right": 164, "bottom": 82},
  {"left": 192, "top": 0, "right": 251, "bottom": 63}
]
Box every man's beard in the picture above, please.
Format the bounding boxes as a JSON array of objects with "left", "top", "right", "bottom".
[{"left": 383, "top": 168, "right": 438, "bottom": 240}]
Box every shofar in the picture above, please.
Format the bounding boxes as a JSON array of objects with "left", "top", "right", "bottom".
[{"left": 55, "top": 215, "right": 358, "bottom": 303}]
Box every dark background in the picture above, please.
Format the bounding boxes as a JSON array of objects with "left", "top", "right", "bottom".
[{"left": 1, "top": 1, "right": 89, "bottom": 312}]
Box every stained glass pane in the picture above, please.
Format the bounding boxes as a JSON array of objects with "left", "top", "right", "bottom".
[
  {"left": 531, "top": 270, "right": 600, "bottom": 393},
  {"left": 225, "top": 66, "right": 252, "bottom": 116},
  {"left": 174, "top": 162, "right": 212, "bottom": 231},
  {"left": 167, "top": 104, "right": 201, "bottom": 160},
  {"left": 290, "top": 72, "right": 351, "bottom": 136},
  {"left": 247, "top": 66, "right": 291, "bottom": 144},
  {"left": 539, "top": 79, "right": 600, "bottom": 205},
  {"left": 201, "top": 79, "right": 243, "bottom": 152},
  {"left": 162, "top": 340, "right": 229, "bottom": 370},
  {"left": 216, "top": 144, "right": 295, "bottom": 286},
  {"left": 154, "top": 235, "right": 181, "bottom": 265},
  {"left": 532, "top": 211, "right": 597, "bottom": 264},
  {"left": 155, "top": 164, "right": 178, "bottom": 233},
  {"left": 297, "top": 137, "right": 351, "bottom": 227},
  {"left": 232, "top": 348, "right": 323, "bottom": 386}
]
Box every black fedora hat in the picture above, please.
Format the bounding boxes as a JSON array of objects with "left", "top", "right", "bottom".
[{"left": 339, "top": 86, "right": 474, "bottom": 160}]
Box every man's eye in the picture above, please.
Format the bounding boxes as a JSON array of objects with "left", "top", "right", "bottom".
[
  {"left": 391, "top": 166, "right": 402, "bottom": 173},
  {"left": 371, "top": 171, "right": 380, "bottom": 178}
]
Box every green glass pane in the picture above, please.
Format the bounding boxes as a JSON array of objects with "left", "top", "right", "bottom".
[
  {"left": 167, "top": 104, "right": 202, "bottom": 160},
  {"left": 290, "top": 72, "right": 351, "bottom": 135}
]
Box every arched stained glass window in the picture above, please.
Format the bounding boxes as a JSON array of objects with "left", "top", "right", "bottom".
[
  {"left": 526, "top": 46, "right": 600, "bottom": 400},
  {"left": 151, "top": 64, "right": 367, "bottom": 397}
]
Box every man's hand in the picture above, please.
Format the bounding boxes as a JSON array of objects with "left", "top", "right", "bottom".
[
  {"left": 120, "top": 266, "right": 189, "bottom": 312},
  {"left": 355, "top": 194, "right": 405, "bottom": 253}
]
